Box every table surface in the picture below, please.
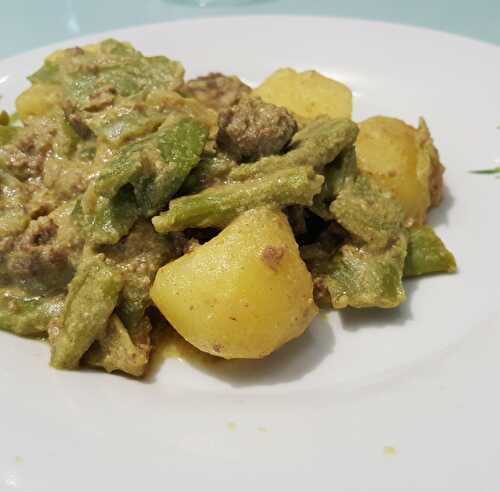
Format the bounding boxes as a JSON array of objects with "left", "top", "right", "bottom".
[{"left": 2, "top": 0, "right": 499, "bottom": 59}]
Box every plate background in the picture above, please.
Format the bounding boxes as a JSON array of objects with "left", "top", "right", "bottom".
[
  {"left": 1, "top": 0, "right": 499, "bottom": 60},
  {"left": 0, "top": 16, "right": 499, "bottom": 492}
]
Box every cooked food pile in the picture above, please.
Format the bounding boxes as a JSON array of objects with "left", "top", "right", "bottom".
[{"left": 0, "top": 40, "right": 456, "bottom": 377}]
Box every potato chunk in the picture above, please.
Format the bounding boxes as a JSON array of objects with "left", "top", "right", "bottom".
[
  {"left": 16, "top": 84, "right": 63, "bottom": 121},
  {"left": 151, "top": 207, "right": 318, "bottom": 359},
  {"left": 253, "top": 68, "right": 352, "bottom": 120},
  {"left": 355, "top": 116, "right": 444, "bottom": 225}
]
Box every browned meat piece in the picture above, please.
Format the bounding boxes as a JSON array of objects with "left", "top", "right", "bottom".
[
  {"left": 217, "top": 96, "right": 298, "bottom": 162},
  {"left": 261, "top": 245, "right": 285, "bottom": 271},
  {"left": 42, "top": 158, "right": 91, "bottom": 200},
  {"left": 7, "top": 217, "right": 64, "bottom": 276},
  {"left": 0, "top": 133, "right": 53, "bottom": 181},
  {"left": 21, "top": 157, "right": 91, "bottom": 220},
  {"left": 5, "top": 205, "right": 83, "bottom": 293},
  {"left": 66, "top": 112, "right": 92, "bottom": 139},
  {"left": 0, "top": 112, "right": 77, "bottom": 182},
  {"left": 181, "top": 72, "right": 251, "bottom": 112}
]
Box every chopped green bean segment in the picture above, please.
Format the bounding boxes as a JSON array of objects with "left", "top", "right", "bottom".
[
  {"left": 83, "top": 314, "right": 151, "bottom": 377},
  {"left": 85, "top": 104, "right": 166, "bottom": 147},
  {"left": 100, "top": 220, "right": 181, "bottom": 329},
  {"left": 50, "top": 255, "right": 123, "bottom": 369},
  {"left": 93, "top": 148, "right": 144, "bottom": 199},
  {"left": 0, "top": 126, "right": 18, "bottom": 145},
  {"left": 0, "top": 167, "right": 29, "bottom": 237},
  {"left": 331, "top": 176, "right": 405, "bottom": 250},
  {"left": 314, "top": 233, "right": 408, "bottom": 309},
  {"left": 133, "top": 117, "right": 208, "bottom": 216},
  {"left": 404, "top": 225, "right": 457, "bottom": 277},
  {"left": 83, "top": 116, "right": 207, "bottom": 242},
  {"left": 28, "top": 39, "right": 184, "bottom": 113},
  {"left": 0, "top": 288, "right": 64, "bottom": 336},
  {"left": 310, "top": 145, "right": 357, "bottom": 219},
  {"left": 181, "top": 154, "right": 236, "bottom": 194},
  {"left": 328, "top": 145, "right": 358, "bottom": 195},
  {"left": 76, "top": 187, "right": 139, "bottom": 245},
  {"left": 153, "top": 166, "right": 324, "bottom": 232}
]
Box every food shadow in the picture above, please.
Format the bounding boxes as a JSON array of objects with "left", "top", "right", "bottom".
[
  {"left": 197, "top": 315, "right": 335, "bottom": 387},
  {"left": 145, "top": 315, "right": 334, "bottom": 386},
  {"left": 339, "top": 277, "right": 419, "bottom": 332}
]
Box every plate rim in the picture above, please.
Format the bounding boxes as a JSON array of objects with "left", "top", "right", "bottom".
[{"left": 1, "top": 14, "right": 499, "bottom": 66}]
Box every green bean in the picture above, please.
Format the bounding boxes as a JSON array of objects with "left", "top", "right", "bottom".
[
  {"left": 75, "top": 187, "right": 139, "bottom": 245},
  {"left": 404, "top": 225, "right": 457, "bottom": 277},
  {"left": 50, "top": 255, "right": 123, "bottom": 369},
  {"left": 83, "top": 315, "right": 151, "bottom": 377},
  {"left": 310, "top": 145, "right": 357, "bottom": 220},
  {"left": 312, "top": 234, "right": 408, "bottom": 309},
  {"left": 84, "top": 116, "right": 207, "bottom": 244},
  {"left": 153, "top": 166, "right": 324, "bottom": 233},
  {"left": 0, "top": 288, "right": 64, "bottom": 337},
  {"left": 0, "top": 167, "right": 29, "bottom": 237},
  {"left": 133, "top": 117, "right": 208, "bottom": 216},
  {"left": 331, "top": 176, "right": 405, "bottom": 251},
  {"left": 0, "top": 126, "right": 18, "bottom": 145},
  {"left": 180, "top": 154, "right": 236, "bottom": 195}
]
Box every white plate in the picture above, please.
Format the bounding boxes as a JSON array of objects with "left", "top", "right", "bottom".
[{"left": 1, "top": 16, "right": 499, "bottom": 492}]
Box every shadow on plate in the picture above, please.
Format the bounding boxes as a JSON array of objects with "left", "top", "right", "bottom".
[
  {"left": 144, "top": 272, "right": 428, "bottom": 384},
  {"left": 339, "top": 277, "right": 419, "bottom": 332},
  {"left": 146, "top": 315, "right": 335, "bottom": 386}
]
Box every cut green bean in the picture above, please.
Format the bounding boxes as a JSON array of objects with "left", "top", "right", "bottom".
[
  {"left": 0, "top": 288, "right": 64, "bottom": 337},
  {"left": 83, "top": 116, "right": 207, "bottom": 243},
  {"left": 50, "top": 255, "right": 123, "bottom": 369},
  {"left": 153, "top": 166, "right": 324, "bottom": 232},
  {"left": 0, "top": 126, "right": 17, "bottom": 145},
  {"left": 404, "top": 225, "right": 457, "bottom": 277},
  {"left": 180, "top": 154, "right": 236, "bottom": 194},
  {"left": 312, "top": 233, "right": 408, "bottom": 309},
  {"left": 133, "top": 117, "right": 208, "bottom": 216},
  {"left": 83, "top": 314, "right": 151, "bottom": 377},
  {"left": 0, "top": 167, "right": 29, "bottom": 237},
  {"left": 331, "top": 176, "right": 405, "bottom": 251},
  {"left": 76, "top": 187, "right": 139, "bottom": 245},
  {"left": 310, "top": 145, "right": 357, "bottom": 220}
]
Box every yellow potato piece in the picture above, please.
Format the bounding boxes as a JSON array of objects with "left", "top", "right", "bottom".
[
  {"left": 16, "top": 84, "right": 62, "bottom": 121},
  {"left": 253, "top": 68, "right": 352, "bottom": 120},
  {"left": 151, "top": 207, "right": 318, "bottom": 359},
  {"left": 356, "top": 116, "right": 443, "bottom": 225}
]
